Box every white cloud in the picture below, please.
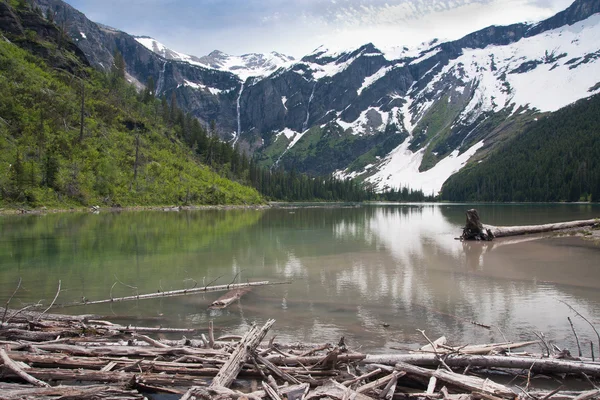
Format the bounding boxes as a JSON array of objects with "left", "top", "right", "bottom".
[{"left": 66, "top": 0, "right": 575, "bottom": 58}]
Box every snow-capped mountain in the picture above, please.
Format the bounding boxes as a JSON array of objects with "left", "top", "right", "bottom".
[
  {"left": 35, "top": 0, "right": 600, "bottom": 194},
  {"left": 134, "top": 36, "right": 294, "bottom": 81}
]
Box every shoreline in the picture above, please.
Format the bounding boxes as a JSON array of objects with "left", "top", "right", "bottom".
[{"left": 0, "top": 203, "right": 272, "bottom": 216}]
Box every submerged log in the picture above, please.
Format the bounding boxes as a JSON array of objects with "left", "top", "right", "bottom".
[{"left": 209, "top": 288, "right": 252, "bottom": 309}]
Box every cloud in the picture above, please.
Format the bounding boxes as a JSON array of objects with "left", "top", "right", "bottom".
[{"left": 65, "top": 0, "right": 575, "bottom": 57}]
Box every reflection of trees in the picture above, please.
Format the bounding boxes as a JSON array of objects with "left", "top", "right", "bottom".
[{"left": 0, "top": 210, "right": 264, "bottom": 305}]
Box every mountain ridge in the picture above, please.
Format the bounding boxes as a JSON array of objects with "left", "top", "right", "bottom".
[{"left": 32, "top": 0, "right": 600, "bottom": 194}]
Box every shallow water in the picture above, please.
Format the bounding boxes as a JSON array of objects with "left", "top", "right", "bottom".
[{"left": 1, "top": 203, "right": 599, "bottom": 355}]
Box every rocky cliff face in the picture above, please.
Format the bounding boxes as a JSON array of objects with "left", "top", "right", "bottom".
[{"left": 33, "top": 0, "right": 600, "bottom": 193}]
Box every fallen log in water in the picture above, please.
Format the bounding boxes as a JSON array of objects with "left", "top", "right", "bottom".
[
  {"left": 460, "top": 209, "right": 599, "bottom": 240},
  {"left": 52, "top": 280, "right": 291, "bottom": 308},
  {"left": 209, "top": 288, "right": 252, "bottom": 309}
]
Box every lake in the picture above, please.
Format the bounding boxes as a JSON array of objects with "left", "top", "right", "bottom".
[{"left": 1, "top": 203, "right": 599, "bottom": 355}]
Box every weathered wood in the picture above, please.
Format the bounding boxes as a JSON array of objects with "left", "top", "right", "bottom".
[
  {"left": 0, "top": 384, "right": 145, "bottom": 400},
  {"left": 573, "top": 389, "right": 600, "bottom": 400},
  {"left": 414, "top": 340, "right": 539, "bottom": 355},
  {"left": 132, "top": 333, "right": 170, "bottom": 348},
  {"left": 210, "top": 319, "right": 275, "bottom": 388},
  {"left": 27, "top": 367, "right": 209, "bottom": 387},
  {"left": 342, "top": 367, "right": 382, "bottom": 386},
  {"left": 0, "top": 347, "right": 50, "bottom": 388},
  {"left": 262, "top": 380, "right": 282, "bottom": 400},
  {"left": 356, "top": 370, "right": 405, "bottom": 394},
  {"left": 255, "top": 352, "right": 301, "bottom": 384},
  {"left": 393, "top": 361, "right": 515, "bottom": 398},
  {"left": 266, "top": 352, "right": 366, "bottom": 366},
  {"left": 210, "top": 288, "right": 252, "bottom": 309},
  {"left": 486, "top": 219, "right": 599, "bottom": 238},
  {"left": 305, "top": 380, "right": 372, "bottom": 400},
  {"left": 363, "top": 353, "right": 600, "bottom": 377},
  {"left": 19, "top": 343, "right": 226, "bottom": 358}
]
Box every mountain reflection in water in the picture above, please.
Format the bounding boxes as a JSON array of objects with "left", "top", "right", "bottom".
[{"left": 0, "top": 204, "right": 599, "bottom": 354}]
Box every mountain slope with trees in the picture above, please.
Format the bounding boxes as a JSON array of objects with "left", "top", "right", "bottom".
[
  {"left": 441, "top": 94, "right": 600, "bottom": 202},
  {"left": 0, "top": 0, "right": 262, "bottom": 208}
]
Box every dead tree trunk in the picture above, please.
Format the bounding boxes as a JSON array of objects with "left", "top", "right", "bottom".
[
  {"left": 460, "top": 209, "right": 494, "bottom": 241},
  {"left": 460, "top": 209, "right": 598, "bottom": 241}
]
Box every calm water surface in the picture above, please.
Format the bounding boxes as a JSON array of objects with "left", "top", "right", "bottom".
[{"left": 1, "top": 204, "right": 599, "bottom": 355}]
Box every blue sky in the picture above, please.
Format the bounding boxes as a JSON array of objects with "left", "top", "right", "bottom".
[{"left": 64, "top": 0, "right": 573, "bottom": 58}]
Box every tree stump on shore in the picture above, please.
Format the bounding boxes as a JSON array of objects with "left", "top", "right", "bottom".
[{"left": 460, "top": 209, "right": 494, "bottom": 241}]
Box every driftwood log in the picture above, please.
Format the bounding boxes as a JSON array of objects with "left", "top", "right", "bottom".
[
  {"left": 363, "top": 353, "right": 600, "bottom": 376},
  {"left": 460, "top": 209, "right": 599, "bottom": 241}
]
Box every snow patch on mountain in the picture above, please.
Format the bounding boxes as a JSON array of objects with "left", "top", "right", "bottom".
[
  {"left": 180, "top": 80, "right": 223, "bottom": 95},
  {"left": 365, "top": 139, "right": 485, "bottom": 195},
  {"left": 337, "top": 108, "right": 389, "bottom": 135},
  {"left": 357, "top": 66, "right": 395, "bottom": 96}
]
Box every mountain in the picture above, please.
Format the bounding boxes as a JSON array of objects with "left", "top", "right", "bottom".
[
  {"left": 33, "top": 0, "right": 600, "bottom": 194},
  {"left": 441, "top": 94, "right": 600, "bottom": 202},
  {"left": 0, "top": 0, "right": 262, "bottom": 207},
  {"left": 134, "top": 36, "right": 295, "bottom": 81}
]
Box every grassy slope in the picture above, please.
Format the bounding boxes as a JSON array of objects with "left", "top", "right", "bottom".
[{"left": 0, "top": 2, "right": 262, "bottom": 208}]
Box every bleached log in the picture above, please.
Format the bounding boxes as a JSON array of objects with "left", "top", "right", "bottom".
[
  {"left": 356, "top": 370, "right": 405, "bottom": 394},
  {"left": 363, "top": 353, "right": 600, "bottom": 376},
  {"left": 182, "top": 320, "right": 276, "bottom": 400},
  {"left": 413, "top": 340, "right": 539, "bottom": 355},
  {"left": 485, "top": 219, "right": 598, "bottom": 238},
  {"left": 394, "top": 361, "right": 515, "bottom": 398},
  {"left": 210, "top": 319, "right": 276, "bottom": 388}
]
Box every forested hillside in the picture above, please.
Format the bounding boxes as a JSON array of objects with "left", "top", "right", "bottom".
[
  {"left": 0, "top": 0, "right": 376, "bottom": 208},
  {"left": 0, "top": 0, "right": 266, "bottom": 208},
  {"left": 441, "top": 94, "right": 600, "bottom": 202}
]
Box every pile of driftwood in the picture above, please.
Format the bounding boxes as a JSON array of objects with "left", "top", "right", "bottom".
[{"left": 1, "top": 307, "right": 599, "bottom": 400}]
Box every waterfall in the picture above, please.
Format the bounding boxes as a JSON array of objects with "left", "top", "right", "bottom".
[
  {"left": 155, "top": 61, "right": 167, "bottom": 96},
  {"left": 234, "top": 81, "right": 245, "bottom": 146},
  {"left": 302, "top": 83, "right": 316, "bottom": 132}
]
